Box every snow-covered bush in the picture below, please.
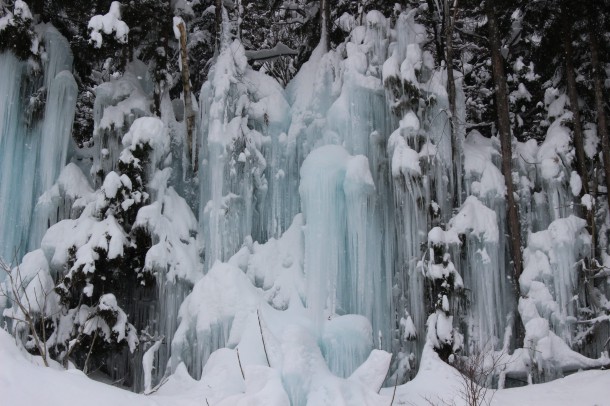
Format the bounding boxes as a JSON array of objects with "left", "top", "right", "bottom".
[
  {"left": 0, "top": 0, "right": 40, "bottom": 61},
  {"left": 88, "top": 2, "right": 129, "bottom": 49}
]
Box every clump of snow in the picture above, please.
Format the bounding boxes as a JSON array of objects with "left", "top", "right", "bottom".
[
  {"left": 344, "top": 155, "right": 375, "bottom": 192},
  {"left": 583, "top": 123, "right": 599, "bottom": 159},
  {"left": 581, "top": 194, "right": 593, "bottom": 210},
  {"left": 426, "top": 310, "right": 458, "bottom": 350},
  {"left": 336, "top": 12, "right": 356, "bottom": 33},
  {"left": 537, "top": 117, "right": 572, "bottom": 181},
  {"left": 569, "top": 171, "right": 582, "bottom": 196},
  {"left": 388, "top": 131, "right": 421, "bottom": 177},
  {"left": 134, "top": 168, "right": 201, "bottom": 283},
  {"left": 172, "top": 16, "right": 185, "bottom": 40},
  {"left": 243, "top": 215, "right": 305, "bottom": 309},
  {"left": 14, "top": 0, "right": 33, "bottom": 19},
  {"left": 2, "top": 250, "right": 59, "bottom": 333},
  {"left": 0, "top": 0, "right": 33, "bottom": 31},
  {"left": 446, "top": 195, "right": 499, "bottom": 243},
  {"left": 121, "top": 116, "right": 170, "bottom": 168},
  {"left": 88, "top": 1, "right": 130, "bottom": 48},
  {"left": 463, "top": 130, "right": 506, "bottom": 198}
]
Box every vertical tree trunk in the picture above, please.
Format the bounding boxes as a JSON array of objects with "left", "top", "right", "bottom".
[
  {"left": 29, "top": 0, "right": 44, "bottom": 20},
  {"left": 236, "top": 0, "right": 243, "bottom": 40},
  {"left": 178, "top": 22, "right": 196, "bottom": 172},
  {"left": 588, "top": 5, "right": 610, "bottom": 213},
  {"left": 486, "top": 3, "right": 524, "bottom": 284},
  {"left": 320, "top": 0, "right": 330, "bottom": 51},
  {"left": 215, "top": 0, "right": 222, "bottom": 51},
  {"left": 444, "top": 0, "right": 460, "bottom": 205},
  {"left": 563, "top": 5, "right": 595, "bottom": 250}
]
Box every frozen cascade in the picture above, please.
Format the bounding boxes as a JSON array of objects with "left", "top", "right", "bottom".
[
  {"left": 0, "top": 24, "right": 77, "bottom": 268},
  {"left": 2, "top": 6, "right": 607, "bottom": 399},
  {"left": 520, "top": 216, "right": 591, "bottom": 345},
  {"left": 382, "top": 9, "right": 466, "bottom": 374},
  {"left": 299, "top": 145, "right": 350, "bottom": 328},
  {"left": 299, "top": 145, "right": 383, "bottom": 377},
  {"left": 28, "top": 70, "right": 79, "bottom": 249},
  {"left": 461, "top": 130, "right": 513, "bottom": 350},
  {"left": 198, "top": 39, "right": 292, "bottom": 269}
]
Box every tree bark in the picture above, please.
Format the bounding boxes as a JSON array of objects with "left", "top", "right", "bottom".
[
  {"left": 215, "top": 0, "right": 222, "bottom": 51},
  {"left": 178, "top": 22, "right": 197, "bottom": 172},
  {"left": 563, "top": 5, "right": 595, "bottom": 249},
  {"left": 444, "top": 0, "right": 460, "bottom": 206},
  {"left": 320, "top": 0, "right": 330, "bottom": 51},
  {"left": 588, "top": 4, "right": 610, "bottom": 213},
  {"left": 486, "top": 2, "right": 524, "bottom": 284}
]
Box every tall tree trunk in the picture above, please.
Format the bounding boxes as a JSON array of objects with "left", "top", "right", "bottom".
[
  {"left": 236, "top": 0, "right": 243, "bottom": 40},
  {"left": 486, "top": 2, "right": 524, "bottom": 290},
  {"left": 444, "top": 0, "right": 460, "bottom": 206},
  {"left": 29, "top": 0, "right": 44, "bottom": 20},
  {"left": 215, "top": 0, "right": 222, "bottom": 51},
  {"left": 178, "top": 22, "right": 197, "bottom": 172},
  {"left": 563, "top": 5, "right": 595, "bottom": 252},
  {"left": 588, "top": 4, "right": 610, "bottom": 213},
  {"left": 320, "top": 0, "right": 330, "bottom": 51}
]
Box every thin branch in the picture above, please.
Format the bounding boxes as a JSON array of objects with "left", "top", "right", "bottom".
[
  {"left": 236, "top": 347, "right": 245, "bottom": 380},
  {"left": 257, "top": 309, "right": 271, "bottom": 367}
]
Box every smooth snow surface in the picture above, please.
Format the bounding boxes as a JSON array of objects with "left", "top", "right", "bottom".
[{"left": 2, "top": 329, "right": 609, "bottom": 406}]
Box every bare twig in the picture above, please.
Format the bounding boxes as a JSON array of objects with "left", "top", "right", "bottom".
[
  {"left": 257, "top": 309, "right": 271, "bottom": 367},
  {"left": 83, "top": 324, "right": 99, "bottom": 375},
  {"left": 390, "top": 373, "right": 399, "bottom": 406},
  {"left": 236, "top": 347, "right": 245, "bottom": 380}
]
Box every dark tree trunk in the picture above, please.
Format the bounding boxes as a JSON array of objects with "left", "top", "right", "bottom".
[
  {"left": 562, "top": 5, "right": 595, "bottom": 251},
  {"left": 177, "top": 22, "right": 197, "bottom": 172},
  {"left": 320, "top": 0, "right": 330, "bottom": 51},
  {"left": 444, "top": 0, "right": 461, "bottom": 206},
  {"left": 215, "top": 0, "right": 222, "bottom": 51},
  {"left": 588, "top": 4, "right": 610, "bottom": 213},
  {"left": 486, "top": 2, "right": 524, "bottom": 289}
]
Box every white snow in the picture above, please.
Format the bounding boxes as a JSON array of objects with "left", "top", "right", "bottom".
[
  {"left": 88, "top": 1, "right": 130, "bottom": 48},
  {"left": 569, "top": 171, "right": 582, "bottom": 196}
]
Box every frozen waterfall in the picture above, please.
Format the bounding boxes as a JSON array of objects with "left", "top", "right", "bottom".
[{"left": 0, "top": 24, "right": 77, "bottom": 270}]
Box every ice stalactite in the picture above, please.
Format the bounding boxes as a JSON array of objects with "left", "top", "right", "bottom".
[{"left": 0, "top": 25, "right": 77, "bottom": 268}]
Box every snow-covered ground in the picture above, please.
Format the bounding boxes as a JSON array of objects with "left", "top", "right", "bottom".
[{"left": 2, "top": 329, "right": 608, "bottom": 406}]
